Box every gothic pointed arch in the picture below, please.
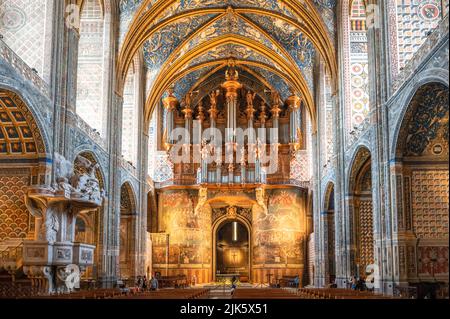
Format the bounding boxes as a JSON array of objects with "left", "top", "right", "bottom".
[
  {"left": 116, "top": 1, "right": 339, "bottom": 132},
  {"left": 323, "top": 181, "right": 336, "bottom": 284},
  {"left": 120, "top": 181, "right": 138, "bottom": 279},
  {"left": 0, "top": 89, "right": 48, "bottom": 243},
  {"left": 348, "top": 146, "right": 374, "bottom": 278},
  {"left": 392, "top": 82, "right": 449, "bottom": 284},
  {"left": 0, "top": 90, "right": 47, "bottom": 160}
]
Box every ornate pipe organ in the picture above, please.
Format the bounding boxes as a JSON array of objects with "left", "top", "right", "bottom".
[
  {"left": 159, "top": 60, "right": 307, "bottom": 187},
  {"left": 152, "top": 61, "right": 312, "bottom": 285}
]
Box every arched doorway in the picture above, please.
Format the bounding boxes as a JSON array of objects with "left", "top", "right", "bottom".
[
  {"left": 393, "top": 83, "right": 449, "bottom": 287},
  {"left": 119, "top": 182, "right": 137, "bottom": 280},
  {"left": 349, "top": 147, "right": 374, "bottom": 278},
  {"left": 215, "top": 218, "right": 250, "bottom": 283},
  {"left": 324, "top": 183, "right": 336, "bottom": 285}
]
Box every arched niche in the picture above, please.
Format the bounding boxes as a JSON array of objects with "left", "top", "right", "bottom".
[
  {"left": 393, "top": 82, "right": 449, "bottom": 285},
  {"left": 348, "top": 146, "right": 374, "bottom": 278},
  {"left": 323, "top": 182, "right": 336, "bottom": 284},
  {"left": 213, "top": 215, "right": 252, "bottom": 283},
  {"left": 119, "top": 182, "right": 138, "bottom": 280}
]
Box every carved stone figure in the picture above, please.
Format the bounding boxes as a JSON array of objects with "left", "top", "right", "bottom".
[
  {"left": 185, "top": 92, "right": 192, "bottom": 109},
  {"left": 271, "top": 90, "right": 282, "bottom": 106},
  {"left": 240, "top": 146, "right": 246, "bottom": 166},
  {"left": 201, "top": 139, "right": 209, "bottom": 161},
  {"left": 209, "top": 90, "right": 219, "bottom": 109},
  {"left": 227, "top": 206, "right": 237, "bottom": 219},
  {"left": 255, "top": 187, "right": 268, "bottom": 215},
  {"left": 70, "top": 156, "right": 104, "bottom": 204},
  {"left": 195, "top": 187, "right": 208, "bottom": 214},
  {"left": 225, "top": 66, "right": 239, "bottom": 81},
  {"left": 39, "top": 212, "right": 59, "bottom": 244},
  {"left": 54, "top": 153, "right": 77, "bottom": 193},
  {"left": 246, "top": 91, "right": 257, "bottom": 107}
]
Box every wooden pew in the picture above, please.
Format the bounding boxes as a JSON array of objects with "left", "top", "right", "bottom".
[
  {"left": 232, "top": 288, "right": 302, "bottom": 299},
  {"left": 297, "top": 288, "right": 393, "bottom": 299}
]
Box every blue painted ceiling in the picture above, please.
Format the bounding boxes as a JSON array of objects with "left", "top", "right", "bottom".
[{"left": 120, "top": 0, "right": 336, "bottom": 100}]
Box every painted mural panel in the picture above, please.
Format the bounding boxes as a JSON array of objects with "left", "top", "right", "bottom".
[
  {"left": 151, "top": 232, "right": 169, "bottom": 265},
  {"left": 418, "top": 246, "right": 449, "bottom": 275},
  {"left": 158, "top": 190, "right": 212, "bottom": 266},
  {"left": 253, "top": 189, "right": 305, "bottom": 266}
]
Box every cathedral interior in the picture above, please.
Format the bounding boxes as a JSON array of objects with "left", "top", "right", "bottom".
[{"left": 0, "top": 0, "right": 448, "bottom": 300}]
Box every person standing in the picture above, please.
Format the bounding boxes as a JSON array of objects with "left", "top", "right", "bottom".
[
  {"left": 231, "top": 276, "right": 238, "bottom": 296},
  {"left": 293, "top": 275, "right": 300, "bottom": 288},
  {"left": 142, "top": 276, "right": 148, "bottom": 290},
  {"left": 351, "top": 276, "right": 358, "bottom": 290},
  {"left": 150, "top": 276, "right": 159, "bottom": 291}
]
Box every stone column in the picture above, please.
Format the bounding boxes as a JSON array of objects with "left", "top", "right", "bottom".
[
  {"left": 366, "top": 0, "right": 396, "bottom": 294},
  {"left": 132, "top": 55, "right": 147, "bottom": 280},
  {"left": 312, "top": 57, "right": 329, "bottom": 287},
  {"left": 137, "top": 130, "right": 150, "bottom": 279},
  {"left": 311, "top": 130, "right": 324, "bottom": 287},
  {"left": 99, "top": 93, "right": 123, "bottom": 287},
  {"left": 334, "top": 2, "right": 353, "bottom": 289},
  {"left": 48, "top": 0, "right": 79, "bottom": 169}
]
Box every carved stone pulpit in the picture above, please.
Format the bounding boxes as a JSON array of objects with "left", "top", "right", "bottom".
[{"left": 22, "top": 154, "right": 104, "bottom": 294}]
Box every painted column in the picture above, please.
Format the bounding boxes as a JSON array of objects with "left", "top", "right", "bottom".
[
  {"left": 335, "top": 1, "right": 353, "bottom": 289},
  {"left": 366, "top": 0, "right": 396, "bottom": 294}
]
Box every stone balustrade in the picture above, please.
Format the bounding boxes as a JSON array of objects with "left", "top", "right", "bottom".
[
  {"left": 0, "top": 38, "right": 51, "bottom": 99},
  {"left": 118, "top": 156, "right": 138, "bottom": 177},
  {"left": 72, "top": 112, "right": 108, "bottom": 151}
]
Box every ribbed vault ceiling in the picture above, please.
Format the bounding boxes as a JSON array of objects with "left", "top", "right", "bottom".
[{"left": 117, "top": 0, "right": 337, "bottom": 129}]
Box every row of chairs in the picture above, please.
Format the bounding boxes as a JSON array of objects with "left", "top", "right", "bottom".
[
  {"left": 157, "top": 275, "right": 189, "bottom": 289},
  {"left": 15, "top": 287, "right": 210, "bottom": 300},
  {"left": 232, "top": 288, "right": 301, "bottom": 299},
  {"left": 26, "top": 288, "right": 125, "bottom": 299},
  {"left": 113, "top": 288, "right": 210, "bottom": 300},
  {"left": 297, "top": 288, "right": 392, "bottom": 299}
]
